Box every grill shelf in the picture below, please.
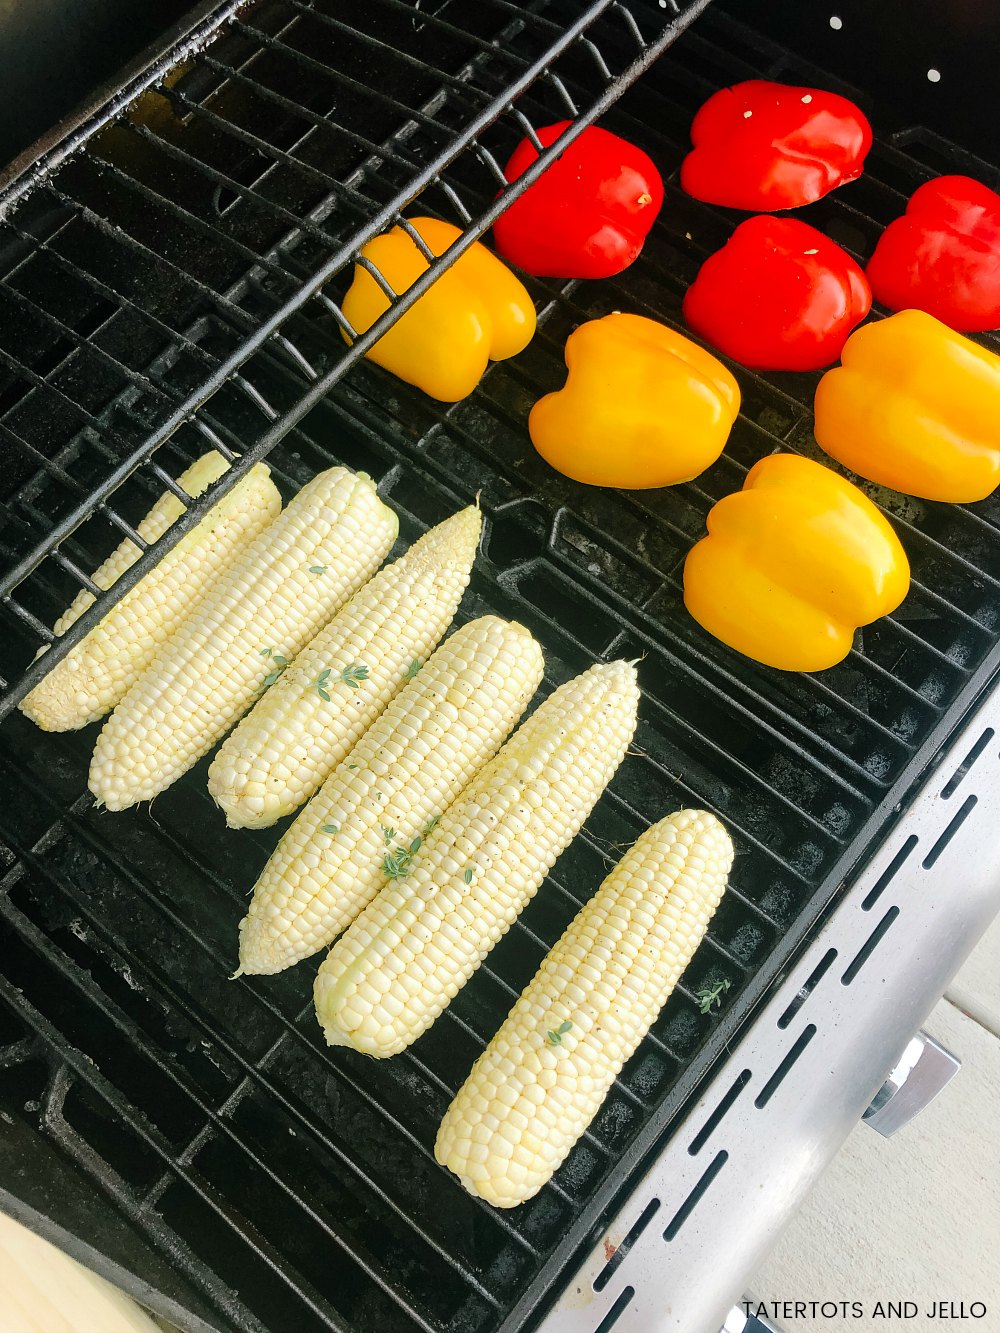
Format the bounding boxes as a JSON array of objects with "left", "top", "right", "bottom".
[{"left": 1, "top": 2, "right": 999, "bottom": 1331}]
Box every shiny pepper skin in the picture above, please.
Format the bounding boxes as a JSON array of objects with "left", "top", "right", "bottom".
[
  {"left": 681, "top": 80, "right": 872, "bottom": 211},
  {"left": 814, "top": 309, "right": 1000, "bottom": 503},
  {"left": 528, "top": 313, "right": 740, "bottom": 489},
  {"left": 492, "top": 122, "right": 664, "bottom": 279},
  {"left": 683, "top": 454, "right": 910, "bottom": 672},
  {"left": 341, "top": 217, "right": 536, "bottom": 402},
  {"left": 683, "top": 216, "right": 871, "bottom": 371},
  {"left": 866, "top": 175, "right": 1000, "bottom": 332}
]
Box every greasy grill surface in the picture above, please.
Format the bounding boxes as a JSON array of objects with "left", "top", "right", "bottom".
[{"left": 0, "top": 3, "right": 999, "bottom": 1332}]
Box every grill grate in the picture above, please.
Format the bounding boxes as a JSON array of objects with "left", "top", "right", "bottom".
[
  {"left": 0, "top": 0, "right": 712, "bottom": 709},
  {"left": 2, "top": 3, "right": 1000, "bottom": 1332}
]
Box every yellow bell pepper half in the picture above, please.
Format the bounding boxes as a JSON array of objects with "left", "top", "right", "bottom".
[
  {"left": 683, "top": 454, "right": 910, "bottom": 672},
  {"left": 341, "top": 217, "right": 536, "bottom": 402},
  {"left": 528, "top": 313, "right": 740, "bottom": 489},
  {"left": 814, "top": 309, "right": 1000, "bottom": 503}
]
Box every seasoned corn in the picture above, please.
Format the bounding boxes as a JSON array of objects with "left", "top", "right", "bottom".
[
  {"left": 237, "top": 615, "right": 543, "bottom": 974},
  {"left": 89, "top": 467, "right": 396, "bottom": 810},
  {"left": 435, "top": 809, "right": 733, "bottom": 1207},
  {"left": 209, "top": 505, "right": 481, "bottom": 828},
  {"left": 313, "top": 659, "right": 640, "bottom": 1058},
  {"left": 20, "top": 453, "right": 280, "bottom": 732}
]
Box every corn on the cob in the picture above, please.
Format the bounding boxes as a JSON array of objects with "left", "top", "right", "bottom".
[
  {"left": 89, "top": 467, "right": 397, "bottom": 811},
  {"left": 314, "top": 659, "right": 640, "bottom": 1058},
  {"left": 237, "top": 615, "right": 544, "bottom": 975},
  {"left": 20, "top": 453, "right": 281, "bottom": 732},
  {"left": 435, "top": 809, "right": 733, "bottom": 1207},
  {"left": 208, "top": 506, "right": 482, "bottom": 829}
]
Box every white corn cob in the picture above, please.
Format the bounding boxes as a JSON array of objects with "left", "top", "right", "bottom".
[
  {"left": 314, "top": 659, "right": 640, "bottom": 1058},
  {"left": 208, "top": 505, "right": 482, "bottom": 829},
  {"left": 20, "top": 453, "right": 281, "bottom": 732},
  {"left": 89, "top": 467, "right": 397, "bottom": 810},
  {"left": 237, "top": 615, "right": 544, "bottom": 975},
  {"left": 435, "top": 809, "right": 733, "bottom": 1207}
]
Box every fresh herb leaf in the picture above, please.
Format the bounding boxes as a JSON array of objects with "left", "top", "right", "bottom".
[
  {"left": 695, "top": 979, "right": 731, "bottom": 1015},
  {"left": 348, "top": 763, "right": 360, "bottom": 771},
  {"left": 546, "top": 1021, "right": 572, "bottom": 1046},
  {"left": 309, "top": 565, "right": 327, "bottom": 575},
  {"left": 383, "top": 847, "right": 413, "bottom": 880},
  {"left": 312, "top": 669, "right": 334, "bottom": 701},
  {"left": 259, "top": 647, "right": 273, "bottom": 658},
  {"left": 404, "top": 659, "right": 421, "bottom": 680},
  {"left": 381, "top": 825, "right": 396, "bottom": 845},
  {"left": 340, "top": 664, "right": 370, "bottom": 690},
  {"left": 463, "top": 867, "right": 473, "bottom": 884},
  {"left": 322, "top": 823, "right": 340, "bottom": 835},
  {"left": 422, "top": 815, "right": 439, "bottom": 837},
  {"left": 409, "top": 836, "right": 422, "bottom": 854},
  {"left": 262, "top": 653, "right": 289, "bottom": 687}
]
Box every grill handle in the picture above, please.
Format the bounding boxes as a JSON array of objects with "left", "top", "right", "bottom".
[{"left": 862, "top": 1031, "right": 960, "bottom": 1138}]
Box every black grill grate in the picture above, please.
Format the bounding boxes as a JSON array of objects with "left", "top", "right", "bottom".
[
  {"left": 0, "top": 0, "right": 712, "bottom": 709},
  {"left": 2, "top": 2, "right": 1000, "bottom": 1332}
]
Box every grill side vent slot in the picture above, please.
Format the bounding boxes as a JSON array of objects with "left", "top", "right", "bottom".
[
  {"left": 754, "top": 1025, "right": 817, "bottom": 1109},
  {"left": 592, "top": 1197, "right": 661, "bottom": 1292},
  {"left": 662, "top": 1150, "right": 728, "bottom": 1241},
  {"left": 593, "top": 1285, "right": 635, "bottom": 1333},
  {"left": 841, "top": 908, "right": 900, "bottom": 985},
  {"left": 922, "top": 795, "right": 977, "bottom": 869},
  {"left": 777, "top": 949, "right": 838, "bottom": 1028},
  {"left": 688, "top": 1070, "right": 752, "bottom": 1155}
]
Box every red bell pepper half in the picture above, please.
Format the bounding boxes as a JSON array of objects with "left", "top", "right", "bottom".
[
  {"left": 492, "top": 122, "right": 663, "bottom": 279},
  {"left": 681, "top": 80, "right": 872, "bottom": 211},
  {"left": 865, "top": 175, "right": 1000, "bottom": 332},
  {"left": 682, "top": 216, "right": 871, "bottom": 371}
]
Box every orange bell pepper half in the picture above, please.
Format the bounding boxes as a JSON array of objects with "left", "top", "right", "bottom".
[
  {"left": 528, "top": 313, "right": 740, "bottom": 489},
  {"left": 683, "top": 454, "right": 910, "bottom": 672},
  {"left": 814, "top": 309, "right": 1000, "bottom": 503},
  {"left": 341, "top": 217, "right": 536, "bottom": 402}
]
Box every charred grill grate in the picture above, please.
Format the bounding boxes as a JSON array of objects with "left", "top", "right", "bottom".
[{"left": 0, "top": 2, "right": 999, "bottom": 1332}]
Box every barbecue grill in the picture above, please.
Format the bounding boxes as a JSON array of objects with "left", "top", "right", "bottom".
[{"left": 0, "top": 2, "right": 998, "bottom": 1330}]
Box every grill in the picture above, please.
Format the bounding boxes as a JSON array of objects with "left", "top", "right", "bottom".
[{"left": 0, "top": 1, "right": 998, "bottom": 1331}]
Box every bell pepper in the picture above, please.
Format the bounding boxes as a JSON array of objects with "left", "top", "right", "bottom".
[
  {"left": 865, "top": 175, "right": 1000, "bottom": 332},
  {"left": 683, "top": 454, "right": 910, "bottom": 672},
  {"left": 341, "top": 217, "right": 535, "bottom": 402},
  {"left": 814, "top": 309, "right": 1000, "bottom": 503},
  {"left": 528, "top": 313, "right": 740, "bottom": 489},
  {"left": 491, "top": 123, "right": 663, "bottom": 280},
  {"left": 681, "top": 80, "right": 872, "bottom": 212},
  {"left": 682, "top": 216, "right": 871, "bottom": 371}
]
